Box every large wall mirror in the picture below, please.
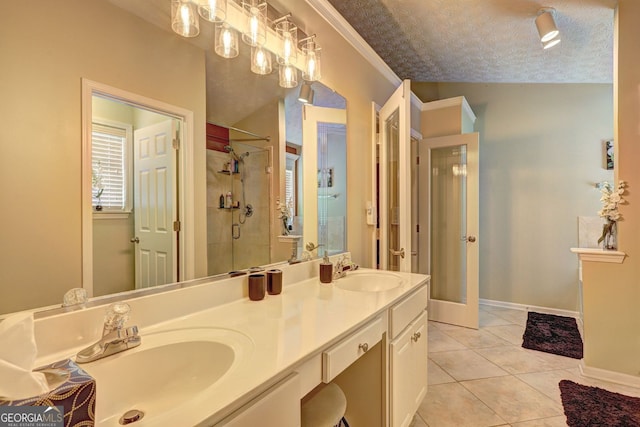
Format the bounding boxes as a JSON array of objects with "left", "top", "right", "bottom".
[{"left": 1, "top": 0, "right": 346, "bottom": 316}]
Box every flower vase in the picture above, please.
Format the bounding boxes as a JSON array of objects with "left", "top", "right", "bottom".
[
  {"left": 281, "top": 218, "right": 290, "bottom": 236},
  {"left": 602, "top": 220, "right": 617, "bottom": 250}
]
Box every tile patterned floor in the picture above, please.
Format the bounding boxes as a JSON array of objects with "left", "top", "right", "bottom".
[{"left": 410, "top": 304, "right": 640, "bottom": 427}]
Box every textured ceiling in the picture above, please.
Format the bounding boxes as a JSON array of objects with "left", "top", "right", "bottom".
[{"left": 327, "top": 0, "right": 617, "bottom": 83}]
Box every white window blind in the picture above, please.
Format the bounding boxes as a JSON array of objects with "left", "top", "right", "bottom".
[
  {"left": 92, "top": 123, "right": 127, "bottom": 210},
  {"left": 285, "top": 169, "right": 295, "bottom": 209}
]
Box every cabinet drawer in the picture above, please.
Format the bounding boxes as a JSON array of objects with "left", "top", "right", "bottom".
[
  {"left": 322, "top": 317, "right": 383, "bottom": 383},
  {"left": 389, "top": 285, "right": 428, "bottom": 339}
]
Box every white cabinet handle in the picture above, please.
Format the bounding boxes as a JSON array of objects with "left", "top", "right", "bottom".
[{"left": 359, "top": 343, "right": 369, "bottom": 352}]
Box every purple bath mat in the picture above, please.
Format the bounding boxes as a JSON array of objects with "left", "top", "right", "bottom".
[
  {"left": 560, "top": 380, "right": 640, "bottom": 426},
  {"left": 522, "top": 311, "right": 583, "bottom": 359}
]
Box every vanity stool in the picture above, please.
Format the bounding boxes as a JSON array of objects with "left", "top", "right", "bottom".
[{"left": 301, "top": 382, "right": 349, "bottom": 427}]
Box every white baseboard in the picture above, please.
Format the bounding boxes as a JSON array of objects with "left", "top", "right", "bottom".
[
  {"left": 580, "top": 361, "right": 640, "bottom": 389},
  {"left": 479, "top": 298, "right": 580, "bottom": 319}
]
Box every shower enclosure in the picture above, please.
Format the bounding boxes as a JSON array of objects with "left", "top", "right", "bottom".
[{"left": 206, "top": 141, "right": 271, "bottom": 275}]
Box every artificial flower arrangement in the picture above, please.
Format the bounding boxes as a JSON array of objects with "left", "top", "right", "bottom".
[
  {"left": 92, "top": 162, "right": 105, "bottom": 211},
  {"left": 597, "top": 180, "right": 627, "bottom": 249},
  {"left": 276, "top": 198, "right": 294, "bottom": 235}
]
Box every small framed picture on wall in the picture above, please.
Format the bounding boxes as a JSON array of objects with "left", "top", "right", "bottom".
[{"left": 605, "top": 140, "right": 614, "bottom": 170}]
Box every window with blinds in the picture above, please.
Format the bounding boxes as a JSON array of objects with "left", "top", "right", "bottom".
[{"left": 92, "top": 122, "right": 128, "bottom": 210}]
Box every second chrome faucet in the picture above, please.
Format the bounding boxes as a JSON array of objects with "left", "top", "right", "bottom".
[{"left": 76, "top": 302, "right": 141, "bottom": 364}]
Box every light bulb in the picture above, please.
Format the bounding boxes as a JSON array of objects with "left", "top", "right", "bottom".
[
  {"left": 215, "top": 23, "right": 238, "bottom": 58},
  {"left": 223, "top": 29, "right": 232, "bottom": 56},
  {"left": 171, "top": 0, "right": 200, "bottom": 38}
]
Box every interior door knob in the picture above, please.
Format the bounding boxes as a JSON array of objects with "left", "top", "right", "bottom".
[
  {"left": 130, "top": 237, "right": 140, "bottom": 244},
  {"left": 467, "top": 236, "right": 476, "bottom": 243}
]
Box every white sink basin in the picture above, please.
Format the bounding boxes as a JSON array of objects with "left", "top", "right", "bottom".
[
  {"left": 335, "top": 270, "right": 405, "bottom": 292},
  {"left": 79, "top": 328, "right": 253, "bottom": 426}
]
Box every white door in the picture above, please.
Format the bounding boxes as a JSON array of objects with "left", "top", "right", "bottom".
[
  {"left": 302, "top": 105, "right": 347, "bottom": 251},
  {"left": 379, "top": 80, "right": 411, "bottom": 272},
  {"left": 426, "top": 133, "right": 479, "bottom": 329},
  {"left": 133, "top": 120, "right": 178, "bottom": 289}
]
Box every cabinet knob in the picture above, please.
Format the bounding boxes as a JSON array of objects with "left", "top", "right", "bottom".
[
  {"left": 411, "top": 332, "right": 421, "bottom": 342},
  {"left": 359, "top": 343, "right": 369, "bottom": 352}
]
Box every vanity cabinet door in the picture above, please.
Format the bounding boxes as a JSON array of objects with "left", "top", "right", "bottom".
[
  {"left": 218, "top": 373, "right": 300, "bottom": 427},
  {"left": 390, "top": 310, "right": 428, "bottom": 427}
]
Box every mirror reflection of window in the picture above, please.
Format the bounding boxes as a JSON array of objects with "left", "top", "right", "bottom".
[{"left": 91, "top": 121, "right": 131, "bottom": 212}]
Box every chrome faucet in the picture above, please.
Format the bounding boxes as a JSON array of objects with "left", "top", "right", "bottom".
[
  {"left": 333, "top": 254, "right": 359, "bottom": 280},
  {"left": 76, "top": 302, "right": 141, "bottom": 364}
]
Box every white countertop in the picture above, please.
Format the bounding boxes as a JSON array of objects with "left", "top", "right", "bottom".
[{"left": 33, "top": 267, "right": 429, "bottom": 426}]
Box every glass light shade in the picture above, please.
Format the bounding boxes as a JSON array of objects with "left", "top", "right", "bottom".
[
  {"left": 241, "top": 0, "right": 267, "bottom": 47},
  {"left": 275, "top": 19, "right": 297, "bottom": 65},
  {"left": 279, "top": 64, "right": 298, "bottom": 88},
  {"left": 215, "top": 23, "right": 239, "bottom": 59},
  {"left": 535, "top": 10, "right": 559, "bottom": 43},
  {"left": 301, "top": 39, "right": 321, "bottom": 81},
  {"left": 197, "top": 0, "right": 226, "bottom": 23},
  {"left": 251, "top": 46, "right": 273, "bottom": 75},
  {"left": 171, "top": 0, "right": 200, "bottom": 38}
]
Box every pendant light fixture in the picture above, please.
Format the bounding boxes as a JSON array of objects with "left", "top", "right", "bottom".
[
  {"left": 300, "top": 35, "right": 321, "bottom": 81},
  {"left": 197, "top": 0, "right": 227, "bottom": 23},
  {"left": 171, "top": 0, "right": 200, "bottom": 38},
  {"left": 241, "top": 0, "right": 267, "bottom": 47},
  {"left": 251, "top": 46, "right": 273, "bottom": 75},
  {"left": 215, "top": 23, "right": 239, "bottom": 58},
  {"left": 535, "top": 8, "right": 560, "bottom": 49},
  {"left": 279, "top": 64, "right": 298, "bottom": 88},
  {"left": 274, "top": 15, "right": 297, "bottom": 65}
]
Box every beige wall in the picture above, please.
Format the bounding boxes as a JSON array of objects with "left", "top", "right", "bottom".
[
  {"left": 0, "top": 0, "right": 206, "bottom": 314},
  {"left": 582, "top": 0, "right": 640, "bottom": 378},
  {"left": 424, "top": 83, "right": 614, "bottom": 311}
]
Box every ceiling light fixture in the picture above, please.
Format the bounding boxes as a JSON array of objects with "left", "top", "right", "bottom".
[
  {"left": 300, "top": 35, "right": 321, "bottom": 81},
  {"left": 171, "top": 0, "right": 200, "bottom": 38},
  {"left": 535, "top": 8, "right": 560, "bottom": 48},
  {"left": 298, "top": 82, "right": 314, "bottom": 104},
  {"left": 279, "top": 64, "right": 298, "bottom": 88},
  {"left": 215, "top": 23, "right": 239, "bottom": 58},
  {"left": 251, "top": 46, "right": 273, "bottom": 75},
  {"left": 241, "top": 0, "right": 267, "bottom": 47},
  {"left": 197, "top": 0, "right": 227, "bottom": 23},
  {"left": 274, "top": 14, "right": 297, "bottom": 66}
]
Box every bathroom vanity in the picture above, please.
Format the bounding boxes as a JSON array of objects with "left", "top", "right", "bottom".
[{"left": 29, "top": 257, "right": 429, "bottom": 426}]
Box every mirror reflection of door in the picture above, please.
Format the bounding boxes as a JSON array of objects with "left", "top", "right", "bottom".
[
  {"left": 302, "top": 105, "right": 347, "bottom": 254},
  {"left": 91, "top": 95, "right": 179, "bottom": 295}
]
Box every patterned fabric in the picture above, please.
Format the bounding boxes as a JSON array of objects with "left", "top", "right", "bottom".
[{"left": 0, "top": 359, "right": 96, "bottom": 426}]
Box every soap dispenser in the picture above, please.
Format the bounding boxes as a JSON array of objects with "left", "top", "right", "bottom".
[{"left": 319, "top": 251, "right": 333, "bottom": 284}]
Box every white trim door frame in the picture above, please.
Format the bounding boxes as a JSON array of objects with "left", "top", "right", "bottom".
[{"left": 81, "top": 79, "right": 195, "bottom": 296}]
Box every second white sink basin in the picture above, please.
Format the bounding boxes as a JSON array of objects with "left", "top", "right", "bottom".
[
  {"left": 79, "top": 327, "right": 253, "bottom": 426},
  {"left": 335, "top": 270, "right": 405, "bottom": 292}
]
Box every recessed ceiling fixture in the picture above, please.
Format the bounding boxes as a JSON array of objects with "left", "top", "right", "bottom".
[{"left": 535, "top": 7, "right": 561, "bottom": 49}]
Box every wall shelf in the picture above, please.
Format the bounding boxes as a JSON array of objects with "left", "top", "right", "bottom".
[{"left": 570, "top": 248, "right": 626, "bottom": 264}]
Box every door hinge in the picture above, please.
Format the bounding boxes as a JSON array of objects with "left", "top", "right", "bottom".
[
  {"left": 173, "top": 220, "right": 181, "bottom": 232},
  {"left": 172, "top": 137, "right": 180, "bottom": 150},
  {"left": 416, "top": 156, "right": 420, "bottom": 165}
]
